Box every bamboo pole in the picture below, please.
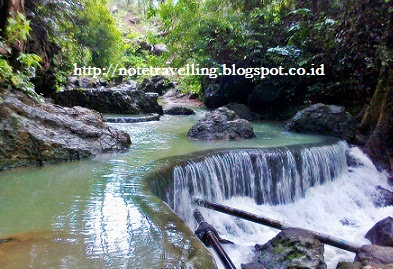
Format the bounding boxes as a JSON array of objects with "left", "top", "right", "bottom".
[
  {"left": 193, "top": 198, "right": 361, "bottom": 253},
  {"left": 193, "top": 210, "right": 237, "bottom": 269}
]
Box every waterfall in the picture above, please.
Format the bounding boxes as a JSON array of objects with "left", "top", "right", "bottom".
[
  {"left": 164, "top": 141, "right": 391, "bottom": 269},
  {"left": 170, "top": 141, "right": 348, "bottom": 220}
]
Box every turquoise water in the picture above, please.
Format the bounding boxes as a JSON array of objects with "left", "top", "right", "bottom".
[{"left": 0, "top": 110, "right": 329, "bottom": 268}]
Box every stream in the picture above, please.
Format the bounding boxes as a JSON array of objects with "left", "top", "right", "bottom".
[{"left": 0, "top": 109, "right": 391, "bottom": 268}]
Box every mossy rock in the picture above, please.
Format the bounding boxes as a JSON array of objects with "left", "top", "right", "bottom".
[{"left": 242, "top": 228, "right": 327, "bottom": 269}]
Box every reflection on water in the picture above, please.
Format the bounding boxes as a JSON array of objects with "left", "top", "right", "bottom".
[{"left": 0, "top": 110, "right": 330, "bottom": 268}]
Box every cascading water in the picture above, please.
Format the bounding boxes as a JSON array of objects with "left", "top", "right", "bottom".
[
  {"left": 167, "top": 141, "right": 392, "bottom": 269},
  {"left": 170, "top": 141, "right": 348, "bottom": 222}
]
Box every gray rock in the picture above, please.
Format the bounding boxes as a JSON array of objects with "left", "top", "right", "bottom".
[
  {"left": 225, "top": 103, "right": 261, "bottom": 121},
  {"left": 340, "top": 218, "right": 358, "bottom": 227},
  {"left": 50, "top": 85, "right": 163, "bottom": 115},
  {"left": 138, "top": 76, "right": 175, "bottom": 96},
  {"left": 67, "top": 76, "right": 104, "bottom": 89},
  {"left": 335, "top": 261, "right": 363, "bottom": 269},
  {"left": 164, "top": 106, "right": 195, "bottom": 115},
  {"left": 285, "top": 103, "right": 356, "bottom": 141},
  {"left": 365, "top": 217, "right": 393, "bottom": 247},
  {"left": 336, "top": 244, "right": 393, "bottom": 268},
  {"left": 187, "top": 107, "right": 255, "bottom": 141},
  {"left": 242, "top": 228, "right": 327, "bottom": 269},
  {"left": 0, "top": 89, "right": 131, "bottom": 171},
  {"left": 355, "top": 244, "right": 393, "bottom": 266},
  {"left": 372, "top": 186, "right": 393, "bottom": 207}
]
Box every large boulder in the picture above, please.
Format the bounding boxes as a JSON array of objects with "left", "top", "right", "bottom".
[
  {"left": 225, "top": 103, "right": 261, "bottom": 121},
  {"left": 286, "top": 103, "right": 356, "bottom": 141},
  {"left": 0, "top": 89, "right": 131, "bottom": 171},
  {"left": 336, "top": 245, "right": 393, "bottom": 268},
  {"left": 242, "top": 228, "right": 327, "bottom": 269},
  {"left": 187, "top": 107, "right": 255, "bottom": 141},
  {"left": 164, "top": 106, "right": 195, "bottom": 115},
  {"left": 365, "top": 217, "right": 393, "bottom": 247},
  {"left": 355, "top": 244, "right": 393, "bottom": 266},
  {"left": 50, "top": 84, "right": 163, "bottom": 115}
]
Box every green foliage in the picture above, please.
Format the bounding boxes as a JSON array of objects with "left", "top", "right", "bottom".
[
  {"left": 0, "top": 59, "right": 13, "bottom": 85},
  {"left": 158, "top": 0, "right": 260, "bottom": 92},
  {"left": 0, "top": 52, "right": 42, "bottom": 95},
  {"left": 157, "top": 0, "right": 392, "bottom": 108},
  {"left": 27, "top": 0, "right": 123, "bottom": 68},
  {"left": 0, "top": 13, "right": 42, "bottom": 98},
  {"left": 74, "top": 0, "right": 123, "bottom": 67},
  {"left": 179, "top": 75, "right": 201, "bottom": 94},
  {"left": 5, "top": 13, "right": 31, "bottom": 44}
]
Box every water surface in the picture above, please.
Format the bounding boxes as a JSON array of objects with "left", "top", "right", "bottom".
[{"left": 0, "top": 110, "right": 335, "bottom": 268}]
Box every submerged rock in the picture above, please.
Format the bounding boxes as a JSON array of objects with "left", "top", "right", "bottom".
[
  {"left": 50, "top": 84, "right": 163, "bottom": 115},
  {"left": 372, "top": 186, "right": 393, "bottom": 207},
  {"left": 187, "top": 107, "right": 255, "bottom": 141},
  {"left": 225, "top": 103, "right": 261, "bottom": 121},
  {"left": 365, "top": 217, "right": 393, "bottom": 247},
  {"left": 164, "top": 106, "right": 195, "bottom": 115},
  {"left": 242, "top": 228, "right": 327, "bottom": 269},
  {"left": 0, "top": 89, "right": 131, "bottom": 171},
  {"left": 285, "top": 103, "right": 356, "bottom": 141}
]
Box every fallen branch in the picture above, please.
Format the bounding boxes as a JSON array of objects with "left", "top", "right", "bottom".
[
  {"left": 194, "top": 209, "right": 237, "bottom": 269},
  {"left": 193, "top": 198, "right": 361, "bottom": 253}
]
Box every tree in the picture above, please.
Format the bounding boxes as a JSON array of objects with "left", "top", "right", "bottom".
[{"left": 360, "top": 1, "right": 393, "bottom": 179}]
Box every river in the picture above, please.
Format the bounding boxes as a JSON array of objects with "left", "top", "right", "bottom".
[{"left": 0, "top": 110, "right": 390, "bottom": 268}]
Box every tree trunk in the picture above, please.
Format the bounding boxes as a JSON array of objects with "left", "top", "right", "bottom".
[{"left": 360, "top": 51, "right": 393, "bottom": 180}]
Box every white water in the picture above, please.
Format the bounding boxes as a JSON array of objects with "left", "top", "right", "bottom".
[{"left": 171, "top": 143, "right": 393, "bottom": 268}]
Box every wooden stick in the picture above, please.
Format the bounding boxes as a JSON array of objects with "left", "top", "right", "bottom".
[
  {"left": 194, "top": 209, "right": 237, "bottom": 269},
  {"left": 193, "top": 198, "right": 361, "bottom": 253}
]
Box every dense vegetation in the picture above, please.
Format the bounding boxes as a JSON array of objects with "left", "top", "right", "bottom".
[
  {"left": 157, "top": 0, "right": 393, "bottom": 114},
  {"left": 1, "top": 0, "right": 124, "bottom": 96},
  {"left": 2, "top": 0, "right": 392, "bottom": 104}
]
